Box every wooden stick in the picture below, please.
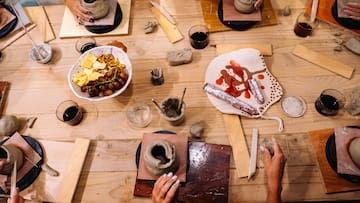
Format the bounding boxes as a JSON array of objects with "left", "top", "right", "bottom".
[{"left": 310, "top": 0, "right": 319, "bottom": 22}]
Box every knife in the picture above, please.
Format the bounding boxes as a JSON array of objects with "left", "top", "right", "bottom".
[
  {"left": 248, "top": 128, "right": 258, "bottom": 180},
  {"left": 10, "top": 161, "right": 16, "bottom": 195},
  {"left": 150, "top": 1, "right": 176, "bottom": 25}
]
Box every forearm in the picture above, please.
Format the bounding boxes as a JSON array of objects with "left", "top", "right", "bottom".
[{"left": 266, "top": 190, "right": 281, "bottom": 203}]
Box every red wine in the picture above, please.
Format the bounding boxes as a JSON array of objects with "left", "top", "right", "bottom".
[
  {"left": 80, "top": 43, "right": 96, "bottom": 53},
  {"left": 294, "top": 22, "right": 313, "bottom": 37},
  {"left": 63, "top": 106, "right": 83, "bottom": 125},
  {"left": 315, "top": 94, "right": 339, "bottom": 116},
  {"left": 190, "top": 32, "right": 209, "bottom": 49}
]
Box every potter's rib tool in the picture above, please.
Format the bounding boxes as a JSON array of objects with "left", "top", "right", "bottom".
[
  {"left": 310, "top": 0, "right": 319, "bottom": 22},
  {"left": 150, "top": 1, "right": 176, "bottom": 25},
  {"left": 248, "top": 128, "right": 258, "bottom": 180}
]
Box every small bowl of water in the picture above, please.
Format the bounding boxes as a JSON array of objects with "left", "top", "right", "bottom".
[{"left": 126, "top": 102, "right": 152, "bottom": 128}]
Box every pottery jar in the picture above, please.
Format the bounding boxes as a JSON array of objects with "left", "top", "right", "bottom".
[
  {"left": 234, "top": 0, "right": 257, "bottom": 14},
  {"left": 0, "top": 144, "right": 24, "bottom": 175},
  {"left": 160, "top": 97, "right": 186, "bottom": 126},
  {"left": 144, "top": 140, "right": 179, "bottom": 176},
  {"left": 81, "top": 0, "right": 110, "bottom": 19}
]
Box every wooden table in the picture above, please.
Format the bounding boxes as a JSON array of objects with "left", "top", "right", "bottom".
[{"left": 0, "top": 0, "right": 360, "bottom": 202}]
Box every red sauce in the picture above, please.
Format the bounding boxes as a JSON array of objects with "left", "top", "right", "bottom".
[
  {"left": 261, "top": 85, "right": 265, "bottom": 89},
  {"left": 244, "top": 90, "right": 251, "bottom": 99},
  {"left": 258, "top": 74, "right": 264, "bottom": 80},
  {"left": 216, "top": 76, "right": 223, "bottom": 85}
]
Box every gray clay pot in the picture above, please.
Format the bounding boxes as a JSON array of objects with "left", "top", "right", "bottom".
[
  {"left": 234, "top": 0, "right": 257, "bottom": 14},
  {"left": 144, "top": 140, "right": 179, "bottom": 176},
  {"left": 81, "top": 0, "right": 110, "bottom": 19}
]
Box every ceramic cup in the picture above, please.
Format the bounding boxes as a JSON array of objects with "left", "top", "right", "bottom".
[
  {"left": 160, "top": 97, "right": 186, "bottom": 126},
  {"left": 75, "top": 37, "right": 97, "bottom": 54},
  {"left": 56, "top": 100, "right": 83, "bottom": 126},
  {"left": 188, "top": 25, "right": 209, "bottom": 49},
  {"left": 315, "top": 89, "right": 345, "bottom": 116},
  {"left": 0, "top": 144, "right": 24, "bottom": 175}
]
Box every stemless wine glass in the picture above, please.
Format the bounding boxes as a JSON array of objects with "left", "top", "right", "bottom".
[
  {"left": 315, "top": 89, "right": 345, "bottom": 116},
  {"left": 75, "top": 37, "right": 97, "bottom": 53},
  {"left": 188, "top": 25, "right": 209, "bottom": 49},
  {"left": 56, "top": 100, "right": 83, "bottom": 125}
]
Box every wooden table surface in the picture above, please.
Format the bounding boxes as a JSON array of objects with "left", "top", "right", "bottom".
[{"left": 1, "top": 0, "right": 360, "bottom": 202}]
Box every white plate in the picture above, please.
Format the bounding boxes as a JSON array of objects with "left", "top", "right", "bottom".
[
  {"left": 68, "top": 46, "right": 132, "bottom": 102},
  {"left": 204, "top": 48, "right": 283, "bottom": 118}
]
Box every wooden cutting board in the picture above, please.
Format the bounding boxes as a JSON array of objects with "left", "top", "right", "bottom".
[
  {"left": 309, "top": 129, "right": 360, "bottom": 193},
  {"left": 134, "top": 142, "right": 232, "bottom": 203},
  {"left": 200, "top": 0, "right": 278, "bottom": 33},
  {"left": 305, "top": 0, "right": 360, "bottom": 35}
]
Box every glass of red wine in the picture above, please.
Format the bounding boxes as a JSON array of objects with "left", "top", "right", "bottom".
[
  {"left": 75, "top": 37, "right": 97, "bottom": 54},
  {"left": 315, "top": 89, "right": 345, "bottom": 116},
  {"left": 188, "top": 25, "right": 209, "bottom": 49},
  {"left": 56, "top": 100, "right": 83, "bottom": 125},
  {"left": 293, "top": 12, "right": 318, "bottom": 37}
]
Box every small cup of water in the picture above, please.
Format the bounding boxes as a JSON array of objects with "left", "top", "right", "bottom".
[
  {"left": 29, "top": 43, "right": 53, "bottom": 64},
  {"left": 56, "top": 100, "right": 83, "bottom": 125}
]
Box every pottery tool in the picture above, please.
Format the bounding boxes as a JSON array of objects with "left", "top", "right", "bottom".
[
  {"left": 150, "top": 1, "right": 176, "bottom": 25},
  {"left": 0, "top": 81, "right": 9, "bottom": 118},
  {"left": 310, "top": 0, "right": 319, "bottom": 22},
  {"left": 292, "top": 44, "right": 354, "bottom": 79},
  {"left": 57, "top": 138, "right": 90, "bottom": 203},
  {"left": 24, "top": 156, "right": 59, "bottom": 177},
  {"left": 152, "top": 98, "right": 165, "bottom": 114},
  {"left": 248, "top": 128, "right": 258, "bottom": 180},
  {"left": 150, "top": 6, "right": 183, "bottom": 43},
  {"left": 178, "top": 88, "right": 186, "bottom": 114}
]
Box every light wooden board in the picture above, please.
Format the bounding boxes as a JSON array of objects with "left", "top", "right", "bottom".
[
  {"left": 292, "top": 44, "right": 354, "bottom": 79},
  {"left": 0, "top": 23, "right": 36, "bottom": 51},
  {"left": 24, "top": 6, "right": 55, "bottom": 43},
  {"left": 216, "top": 44, "right": 273, "bottom": 56},
  {"left": 57, "top": 138, "right": 90, "bottom": 203},
  {"left": 223, "top": 114, "right": 249, "bottom": 178},
  {"left": 150, "top": 7, "right": 183, "bottom": 43},
  {"left": 59, "top": 0, "right": 131, "bottom": 38}
]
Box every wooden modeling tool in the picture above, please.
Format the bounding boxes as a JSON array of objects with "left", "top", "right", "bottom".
[
  {"left": 150, "top": 6, "right": 183, "bottom": 43},
  {"left": 150, "top": 1, "right": 176, "bottom": 24},
  {"left": 248, "top": 128, "right": 258, "bottom": 180},
  {"left": 292, "top": 44, "right": 354, "bottom": 79}
]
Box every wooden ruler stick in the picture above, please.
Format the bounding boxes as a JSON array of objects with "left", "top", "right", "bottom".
[
  {"left": 151, "top": 7, "right": 183, "bottom": 43},
  {"left": 292, "top": 44, "right": 354, "bottom": 79}
]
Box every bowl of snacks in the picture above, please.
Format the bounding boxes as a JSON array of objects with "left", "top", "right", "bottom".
[{"left": 68, "top": 46, "right": 132, "bottom": 101}]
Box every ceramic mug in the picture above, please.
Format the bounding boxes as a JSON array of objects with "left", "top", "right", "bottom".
[{"left": 0, "top": 144, "right": 24, "bottom": 175}]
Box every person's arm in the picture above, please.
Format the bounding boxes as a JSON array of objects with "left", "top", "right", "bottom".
[
  {"left": 152, "top": 172, "right": 180, "bottom": 203},
  {"left": 64, "top": 0, "right": 93, "bottom": 23},
  {"left": 261, "top": 137, "right": 287, "bottom": 203},
  {"left": 7, "top": 188, "right": 24, "bottom": 203},
  {"left": 343, "top": 2, "right": 360, "bottom": 21}
]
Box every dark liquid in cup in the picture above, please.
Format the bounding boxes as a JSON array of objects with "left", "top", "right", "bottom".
[
  {"left": 294, "top": 22, "right": 313, "bottom": 37},
  {"left": 80, "top": 43, "right": 96, "bottom": 53},
  {"left": 63, "top": 106, "right": 83, "bottom": 125},
  {"left": 315, "top": 94, "right": 339, "bottom": 116},
  {"left": 190, "top": 32, "right": 209, "bottom": 49}
]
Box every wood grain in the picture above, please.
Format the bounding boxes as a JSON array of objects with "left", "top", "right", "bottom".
[{"left": 150, "top": 7, "right": 183, "bottom": 43}]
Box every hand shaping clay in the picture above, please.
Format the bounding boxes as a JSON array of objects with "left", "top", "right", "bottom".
[
  {"left": 167, "top": 48, "right": 193, "bottom": 66},
  {"left": 144, "top": 140, "right": 179, "bottom": 176},
  {"left": 349, "top": 138, "right": 360, "bottom": 169},
  {"left": 234, "top": 0, "right": 257, "bottom": 14}
]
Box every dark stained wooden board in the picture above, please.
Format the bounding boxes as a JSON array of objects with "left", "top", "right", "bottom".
[
  {"left": 309, "top": 128, "right": 360, "bottom": 194},
  {"left": 133, "top": 142, "right": 232, "bottom": 202}
]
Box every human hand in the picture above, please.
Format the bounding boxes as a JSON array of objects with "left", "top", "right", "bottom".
[
  {"left": 344, "top": 2, "right": 360, "bottom": 21},
  {"left": 152, "top": 172, "right": 180, "bottom": 203},
  {"left": 7, "top": 188, "right": 24, "bottom": 203},
  {"left": 64, "top": 0, "right": 93, "bottom": 23},
  {"left": 255, "top": 0, "right": 264, "bottom": 10},
  {"left": 261, "top": 137, "right": 287, "bottom": 203}
]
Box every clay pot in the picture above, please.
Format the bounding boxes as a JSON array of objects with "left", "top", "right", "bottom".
[
  {"left": 0, "top": 145, "right": 24, "bottom": 175},
  {"left": 81, "top": 0, "right": 110, "bottom": 19},
  {"left": 144, "top": 140, "right": 179, "bottom": 176},
  {"left": 160, "top": 97, "right": 186, "bottom": 126},
  {"left": 234, "top": 0, "right": 257, "bottom": 14},
  {"left": 349, "top": 138, "right": 360, "bottom": 169}
]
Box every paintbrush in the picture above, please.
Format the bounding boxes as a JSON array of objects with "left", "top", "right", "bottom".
[
  {"left": 152, "top": 98, "right": 165, "bottom": 114},
  {"left": 177, "top": 88, "right": 186, "bottom": 114}
]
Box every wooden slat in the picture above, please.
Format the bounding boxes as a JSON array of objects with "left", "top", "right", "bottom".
[
  {"left": 24, "top": 6, "right": 56, "bottom": 43},
  {"left": 223, "top": 114, "right": 250, "bottom": 178},
  {"left": 57, "top": 138, "right": 90, "bottom": 203},
  {"left": 292, "top": 44, "right": 354, "bottom": 79},
  {"left": 150, "top": 7, "right": 183, "bottom": 43},
  {"left": 216, "top": 44, "right": 273, "bottom": 56}
]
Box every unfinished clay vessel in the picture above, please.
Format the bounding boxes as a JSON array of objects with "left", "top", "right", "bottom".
[
  {"left": 349, "top": 138, "right": 360, "bottom": 169},
  {"left": 144, "top": 140, "right": 179, "bottom": 176},
  {"left": 234, "top": 0, "right": 257, "bottom": 14},
  {"left": 81, "top": 0, "right": 110, "bottom": 19},
  {"left": 0, "top": 145, "right": 24, "bottom": 175}
]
